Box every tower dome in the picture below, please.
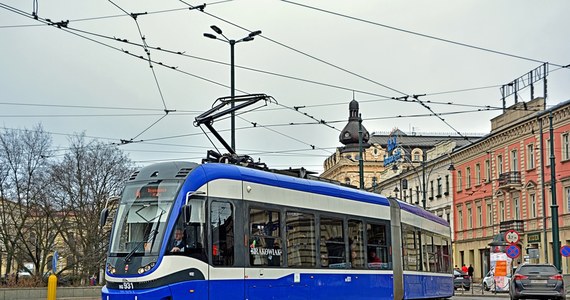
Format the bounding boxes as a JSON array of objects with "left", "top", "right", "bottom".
[{"left": 339, "top": 100, "right": 369, "bottom": 147}]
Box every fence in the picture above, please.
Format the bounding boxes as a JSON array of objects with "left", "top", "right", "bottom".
[{"left": 0, "top": 286, "right": 100, "bottom": 300}]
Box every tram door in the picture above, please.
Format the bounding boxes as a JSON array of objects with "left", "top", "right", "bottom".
[{"left": 209, "top": 200, "right": 245, "bottom": 299}]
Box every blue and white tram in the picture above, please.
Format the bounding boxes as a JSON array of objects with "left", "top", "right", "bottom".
[{"left": 102, "top": 161, "right": 453, "bottom": 300}]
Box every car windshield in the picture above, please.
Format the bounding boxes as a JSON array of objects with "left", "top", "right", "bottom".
[{"left": 109, "top": 180, "right": 182, "bottom": 256}]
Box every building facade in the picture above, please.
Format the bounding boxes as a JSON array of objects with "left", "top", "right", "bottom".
[{"left": 451, "top": 98, "right": 570, "bottom": 280}]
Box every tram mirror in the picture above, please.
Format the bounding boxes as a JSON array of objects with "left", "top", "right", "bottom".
[
  {"left": 182, "top": 204, "right": 192, "bottom": 224},
  {"left": 99, "top": 208, "right": 109, "bottom": 228}
]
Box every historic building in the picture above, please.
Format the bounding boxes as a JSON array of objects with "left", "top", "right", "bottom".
[
  {"left": 320, "top": 100, "right": 480, "bottom": 192},
  {"left": 450, "top": 97, "right": 570, "bottom": 279}
]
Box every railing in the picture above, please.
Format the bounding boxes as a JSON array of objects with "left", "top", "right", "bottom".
[
  {"left": 500, "top": 219, "right": 525, "bottom": 233},
  {"left": 497, "top": 171, "right": 521, "bottom": 188}
]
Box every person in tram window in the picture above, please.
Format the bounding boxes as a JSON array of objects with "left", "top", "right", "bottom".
[{"left": 170, "top": 228, "right": 186, "bottom": 253}]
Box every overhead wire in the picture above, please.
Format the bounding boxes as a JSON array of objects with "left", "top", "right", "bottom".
[
  {"left": 106, "top": 0, "right": 175, "bottom": 143},
  {"left": 280, "top": 0, "right": 568, "bottom": 69},
  {"left": 1, "top": 2, "right": 563, "bottom": 165}
]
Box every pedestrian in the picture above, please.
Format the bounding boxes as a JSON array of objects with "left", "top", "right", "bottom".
[
  {"left": 468, "top": 264, "right": 474, "bottom": 280},
  {"left": 461, "top": 264, "right": 468, "bottom": 273}
]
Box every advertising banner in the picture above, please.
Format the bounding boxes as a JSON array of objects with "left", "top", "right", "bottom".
[{"left": 490, "top": 252, "right": 512, "bottom": 292}]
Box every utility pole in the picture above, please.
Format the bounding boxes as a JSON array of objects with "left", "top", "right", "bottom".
[
  {"left": 549, "top": 111, "right": 561, "bottom": 270},
  {"left": 358, "top": 114, "right": 364, "bottom": 190},
  {"left": 422, "top": 151, "right": 427, "bottom": 209},
  {"left": 539, "top": 118, "right": 548, "bottom": 263}
]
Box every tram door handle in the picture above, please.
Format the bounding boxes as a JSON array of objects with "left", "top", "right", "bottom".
[{"left": 258, "top": 269, "right": 264, "bottom": 277}]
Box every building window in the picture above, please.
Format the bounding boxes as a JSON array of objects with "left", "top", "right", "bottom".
[
  {"left": 566, "top": 187, "right": 570, "bottom": 213},
  {"left": 445, "top": 175, "right": 450, "bottom": 195},
  {"left": 485, "top": 160, "right": 491, "bottom": 182},
  {"left": 475, "top": 164, "right": 481, "bottom": 185},
  {"left": 457, "top": 171, "right": 462, "bottom": 191},
  {"left": 457, "top": 209, "right": 463, "bottom": 231},
  {"left": 546, "top": 139, "right": 550, "bottom": 166},
  {"left": 498, "top": 155, "right": 503, "bottom": 175},
  {"left": 466, "top": 167, "right": 471, "bottom": 189},
  {"left": 486, "top": 202, "right": 493, "bottom": 226},
  {"left": 477, "top": 204, "right": 482, "bottom": 227},
  {"left": 563, "top": 133, "right": 570, "bottom": 161},
  {"left": 467, "top": 205, "right": 472, "bottom": 229},
  {"left": 430, "top": 181, "right": 434, "bottom": 199},
  {"left": 511, "top": 149, "right": 518, "bottom": 171},
  {"left": 514, "top": 196, "right": 520, "bottom": 220},
  {"left": 437, "top": 177, "right": 442, "bottom": 196},
  {"left": 499, "top": 201, "right": 505, "bottom": 222},
  {"left": 527, "top": 144, "right": 535, "bottom": 169},
  {"left": 530, "top": 194, "right": 537, "bottom": 218},
  {"left": 413, "top": 152, "right": 420, "bottom": 161},
  {"left": 416, "top": 186, "right": 420, "bottom": 204}
]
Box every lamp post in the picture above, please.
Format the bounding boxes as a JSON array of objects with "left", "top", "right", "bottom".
[
  {"left": 203, "top": 26, "right": 262, "bottom": 151},
  {"left": 358, "top": 114, "right": 364, "bottom": 190}
]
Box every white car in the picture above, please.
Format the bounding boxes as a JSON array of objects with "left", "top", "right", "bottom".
[{"left": 482, "top": 270, "right": 510, "bottom": 291}]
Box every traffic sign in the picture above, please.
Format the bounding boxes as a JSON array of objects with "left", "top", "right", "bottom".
[
  {"left": 52, "top": 251, "right": 58, "bottom": 273},
  {"left": 561, "top": 245, "right": 570, "bottom": 257},
  {"left": 506, "top": 245, "right": 521, "bottom": 258},
  {"left": 505, "top": 229, "right": 520, "bottom": 244}
]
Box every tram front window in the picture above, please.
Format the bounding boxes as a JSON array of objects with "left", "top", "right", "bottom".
[{"left": 109, "top": 180, "right": 181, "bottom": 257}]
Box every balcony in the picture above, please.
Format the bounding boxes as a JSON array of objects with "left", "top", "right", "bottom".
[
  {"left": 500, "top": 219, "right": 524, "bottom": 233},
  {"left": 498, "top": 171, "right": 521, "bottom": 191}
]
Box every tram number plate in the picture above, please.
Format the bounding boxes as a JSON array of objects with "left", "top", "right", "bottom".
[
  {"left": 119, "top": 282, "right": 134, "bottom": 290},
  {"left": 531, "top": 280, "right": 547, "bottom": 284}
]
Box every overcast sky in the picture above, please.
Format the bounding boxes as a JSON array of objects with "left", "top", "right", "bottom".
[{"left": 1, "top": 0, "right": 569, "bottom": 174}]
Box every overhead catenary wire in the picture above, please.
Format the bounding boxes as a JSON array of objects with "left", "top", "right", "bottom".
[
  {"left": 106, "top": 0, "right": 174, "bottom": 143},
  {"left": 281, "top": 0, "right": 569, "bottom": 69},
  {"left": 1, "top": 3, "right": 539, "bottom": 117},
  {"left": 1, "top": 2, "right": 564, "bottom": 168}
]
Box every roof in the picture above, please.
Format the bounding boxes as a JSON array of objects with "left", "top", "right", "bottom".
[{"left": 369, "top": 132, "right": 482, "bottom": 149}]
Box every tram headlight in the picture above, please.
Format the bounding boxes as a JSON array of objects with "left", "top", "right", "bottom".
[
  {"left": 107, "top": 263, "right": 116, "bottom": 274},
  {"left": 138, "top": 267, "right": 145, "bottom": 274}
]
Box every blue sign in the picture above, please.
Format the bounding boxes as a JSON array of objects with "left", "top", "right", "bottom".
[
  {"left": 52, "top": 251, "right": 58, "bottom": 273},
  {"left": 387, "top": 136, "right": 398, "bottom": 152},
  {"left": 506, "top": 245, "right": 520, "bottom": 259},
  {"left": 383, "top": 151, "right": 401, "bottom": 166},
  {"left": 561, "top": 245, "right": 570, "bottom": 257}
]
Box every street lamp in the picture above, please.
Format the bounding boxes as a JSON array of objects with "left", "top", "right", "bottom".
[{"left": 203, "top": 25, "right": 262, "bottom": 151}]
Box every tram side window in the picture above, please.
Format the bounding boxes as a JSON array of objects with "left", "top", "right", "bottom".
[
  {"left": 348, "top": 220, "right": 364, "bottom": 269},
  {"left": 422, "top": 233, "right": 435, "bottom": 272},
  {"left": 367, "top": 222, "right": 390, "bottom": 270},
  {"left": 249, "top": 208, "right": 282, "bottom": 267},
  {"left": 210, "top": 201, "right": 234, "bottom": 266},
  {"left": 166, "top": 198, "right": 207, "bottom": 262},
  {"left": 320, "top": 217, "right": 346, "bottom": 268},
  {"left": 402, "top": 226, "right": 420, "bottom": 271},
  {"left": 286, "top": 211, "right": 316, "bottom": 267},
  {"left": 441, "top": 237, "right": 452, "bottom": 273},
  {"left": 432, "top": 235, "right": 444, "bottom": 272}
]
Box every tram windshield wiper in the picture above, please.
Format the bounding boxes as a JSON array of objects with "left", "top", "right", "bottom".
[{"left": 124, "top": 210, "right": 165, "bottom": 263}]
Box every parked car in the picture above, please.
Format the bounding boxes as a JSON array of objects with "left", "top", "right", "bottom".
[
  {"left": 483, "top": 270, "right": 511, "bottom": 291},
  {"left": 454, "top": 269, "right": 471, "bottom": 291},
  {"left": 509, "top": 263, "right": 564, "bottom": 300}
]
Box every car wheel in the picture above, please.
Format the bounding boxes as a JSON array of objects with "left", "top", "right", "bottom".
[{"left": 464, "top": 286, "right": 470, "bottom": 291}]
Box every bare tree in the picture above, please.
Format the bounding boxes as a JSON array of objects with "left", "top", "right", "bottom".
[
  {"left": 49, "top": 133, "right": 134, "bottom": 283},
  {"left": 0, "top": 125, "right": 57, "bottom": 282}
]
